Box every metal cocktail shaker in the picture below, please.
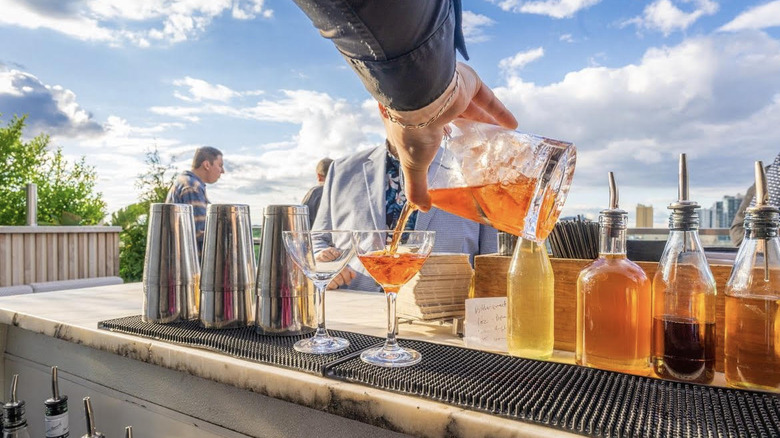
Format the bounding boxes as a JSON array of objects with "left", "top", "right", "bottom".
[
  {"left": 199, "top": 204, "right": 256, "bottom": 329},
  {"left": 255, "top": 205, "right": 316, "bottom": 336},
  {"left": 142, "top": 203, "right": 200, "bottom": 323}
]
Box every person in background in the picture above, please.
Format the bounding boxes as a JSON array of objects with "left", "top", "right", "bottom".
[
  {"left": 166, "top": 146, "right": 225, "bottom": 259},
  {"left": 730, "top": 153, "right": 780, "bottom": 246},
  {"left": 292, "top": 0, "right": 518, "bottom": 211},
  {"left": 312, "top": 107, "right": 499, "bottom": 292},
  {"left": 301, "top": 157, "right": 333, "bottom": 227}
]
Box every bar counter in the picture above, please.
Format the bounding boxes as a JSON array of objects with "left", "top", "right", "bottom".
[{"left": 0, "top": 283, "right": 580, "bottom": 438}]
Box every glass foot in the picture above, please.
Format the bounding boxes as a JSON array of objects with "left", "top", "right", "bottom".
[
  {"left": 294, "top": 335, "right": 349, "bottom": 354},
  {"left": 360, "top": 345, "right": 421, "bottom": 367}
]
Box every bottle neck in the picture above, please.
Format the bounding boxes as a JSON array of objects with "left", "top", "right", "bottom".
[
  {"left": 666, "top": 229, "right": 705, "bottom": 253},
  {"left": 599, "top": 212, "right": 627, "bottom": 255}
]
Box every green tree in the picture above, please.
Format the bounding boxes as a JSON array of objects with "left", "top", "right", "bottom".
[
  {"left": 0, "top": 115, "right": 106, "bottom": 225},
  {"left": 114, "top": 147, "right": 177, "bottom": 282}
]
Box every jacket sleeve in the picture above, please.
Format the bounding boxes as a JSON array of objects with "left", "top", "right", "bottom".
[
  {"left": 292, "top": 0, "right": 467, "bottom": 111},
  {"left": 478, "top": 224, "right": 498, "bottom": 255},
  {"left": 730, "top": 184, "right": 754, "bottom": 247}
]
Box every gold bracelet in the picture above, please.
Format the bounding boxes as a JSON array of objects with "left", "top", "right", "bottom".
[{"left": 382, "top": 71, "right": 460, "bottom": 129}]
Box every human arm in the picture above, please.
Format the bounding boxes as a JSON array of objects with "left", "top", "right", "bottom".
[
  {"left": 730, "top": 184, "right": 755, "bottom": 247},
  {"left": 293, "top": 0, "right": 517, "bottom": 211}
]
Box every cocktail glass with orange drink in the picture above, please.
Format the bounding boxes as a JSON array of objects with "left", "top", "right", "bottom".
[{"left": 352, "top": 230, "right": 435, "bottom": 367}]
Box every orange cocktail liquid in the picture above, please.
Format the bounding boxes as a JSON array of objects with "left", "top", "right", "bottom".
[
  {"left": 358, "top": 251, "right": 428, "bottom": 293},
  {"left": 428, "top": 175, "right": 558, "bottom": 239}
]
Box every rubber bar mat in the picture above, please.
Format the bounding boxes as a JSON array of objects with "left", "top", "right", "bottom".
[
  {"left": 324, "top": 339, "right": 780, "bottom": 437},
  {"left": 98, "top": 315, "right": 383, "bottom": 375}
]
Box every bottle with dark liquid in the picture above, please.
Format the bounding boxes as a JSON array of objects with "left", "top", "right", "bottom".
[
  {"left": 725, "top": 162, "right": 780, "bottom": 392},
  {"left": 576, "top": 172, "right": 652, "bottom": 376},
  {"left": 651, "top": 154, "right": 716, "bottom": 383}
]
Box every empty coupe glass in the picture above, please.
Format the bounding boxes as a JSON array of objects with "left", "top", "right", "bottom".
[{"left": 282, "top": 230, "right": 355, "bottom": 354}]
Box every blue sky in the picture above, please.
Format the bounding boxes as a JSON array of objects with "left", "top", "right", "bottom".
[{"left": 1, "top": 0, "right": 780, "bottom": 226}]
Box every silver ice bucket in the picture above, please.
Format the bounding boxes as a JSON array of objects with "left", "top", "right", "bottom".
[
  {"left": 142, "top": 203, "right": 200, "bottom": 323},
  {"left": 254, "top": 205, "right": 316, "bottom": 336},
  {"left": 199, "top": 204, "right": 256, "bottom": 329}
]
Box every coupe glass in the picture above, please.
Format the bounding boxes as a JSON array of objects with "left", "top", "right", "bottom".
[
  {"left": 352, "top": 230, "right": 435, "bottom": 367},
  {"left": 282, "top": 230, "right": 355, "bottom": 354}
]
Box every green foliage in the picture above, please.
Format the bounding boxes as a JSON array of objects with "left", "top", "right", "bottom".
[
  {"left": 118, "top": 219, "right": 147, "bottom": 282},
  {"left": 114, "top": 147, "right": 177, "bottom": 282},
  {"left": 0, "top": 115, "right": 106, "bottom": 225}
]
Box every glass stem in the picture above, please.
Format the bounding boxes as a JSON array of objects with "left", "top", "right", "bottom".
[
  {"left": 314, "top": 283, "right": 328, "bottom": 339},
  {"left": 384, "top": 291, "right": 399, "bottom": 351}
]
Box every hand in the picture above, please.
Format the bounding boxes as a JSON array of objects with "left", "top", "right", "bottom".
[
  {"left": 315, "top": 247, "right": 341, "bottom": 262},
  {"left": 380, "top": 62, "right": 518, "bottom": 211},
  {"left": 327, "top": 266, "right": 356, "bottom": 290}
]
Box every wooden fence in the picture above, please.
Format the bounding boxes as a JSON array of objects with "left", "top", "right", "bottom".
[{"left": 0, "top": 226, "right": 121, "bottom": 287}]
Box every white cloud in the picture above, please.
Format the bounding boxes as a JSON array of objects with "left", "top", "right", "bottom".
[
  {"left": 719, "top": 1, "right": 780, "bottom": 32},
  {"left": 499, "top": 48, "right": 545, "bottom": 76},
  {"left": 622, "top": 0, "right": 719, "bottom": 36},
  {"left": 492, "top": 0, "right": 602, "bottom": 19},
  {"left": 560, "top": 33, "right": 574, "bottom": 42},
  {"left": 172, "top": 77, "right": 264, "bottom": 102},
  {"left": 0, "top": 67, "right": 103, "bottom": 137},
  {"left": 461, "top": 11, "right": 495, "bottom": 43},
  {"left": 494, "top": 31, "right": 780, "bottom": 215},
  {"left": 0, "top": 0, "right": 273, "bottom": 47}
]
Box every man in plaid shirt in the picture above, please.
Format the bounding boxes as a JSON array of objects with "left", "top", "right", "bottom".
[{"left": 166, "top": 146, "right": 225, "bottom": 259}]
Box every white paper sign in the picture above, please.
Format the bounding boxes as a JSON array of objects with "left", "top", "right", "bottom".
[{"left": 463, "top": 297, "right": 508, "bottom": 353}]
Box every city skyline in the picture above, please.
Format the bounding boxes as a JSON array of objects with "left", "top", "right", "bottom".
[{"left": 1, "top": 1, "right": 779, "bottom": 223}]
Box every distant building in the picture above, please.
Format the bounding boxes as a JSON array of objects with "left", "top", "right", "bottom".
[
  {"left": 636, "top": 204, "right": 653, "bottom": 228},
  {"left": 701, "top": 194, "right": 744, "bottom": 228}
]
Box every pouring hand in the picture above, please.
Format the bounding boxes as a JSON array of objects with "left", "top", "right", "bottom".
[{"left": 380, "top": 62, "right": 517, "bottom": 211}]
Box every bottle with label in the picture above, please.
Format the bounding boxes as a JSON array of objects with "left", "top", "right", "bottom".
[
  {"left": 44, "top": 367, "right": 69, "bottom": 438},
  {"left": 725, "top": 161, "right": 780, "bottom": 391},
  {"left": 81, "top": 397, "right": 105, "bottom": 438},
  {"left": 576, "top": 172, "right": 652, "bottom": 375},
  {"left": 651, "top": 154, "right": 717, "bottom": 383},
  {"left": 3, "top": 375, "right": 31, "bottom": 438},
  {"left": 507, "top": 237, "right": 554, "bottom": 359}
]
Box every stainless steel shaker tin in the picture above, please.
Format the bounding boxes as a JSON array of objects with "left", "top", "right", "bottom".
[
  {"left": 199, "top": 204, "right": 256, "bottom": 329},
  {"left": 142, "top": 203, "right": 200, "bottom": 323},
  {"left": 255, "top": 204, "right": 316, "bottom": 335}
]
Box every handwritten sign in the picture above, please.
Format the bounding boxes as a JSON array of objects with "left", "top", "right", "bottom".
[{"left": 463, "top": 297, "right": 508, "bottom": 353}]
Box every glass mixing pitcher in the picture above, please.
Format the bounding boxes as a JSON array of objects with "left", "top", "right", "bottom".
[{"left": 428, "top": 120, "right": 576, "bottom": 242}]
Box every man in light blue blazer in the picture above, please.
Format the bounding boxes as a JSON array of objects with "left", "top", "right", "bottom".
[{"left": 312, "top": 139, "right": 498, "bottom": 292}]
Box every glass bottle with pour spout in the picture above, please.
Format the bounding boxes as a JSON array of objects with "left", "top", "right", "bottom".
[
  {"left": 507, "top": 238, "right": 554, "bottom": 359},
  {"left": 3, "top": 375, "right": 31, "bottom": 438},
  {"left": 44, "top": 367, "right": 69, "bottom": 438},
  {"left": 725, "top": 161, "right": 780, "bottom": 391},
  {"left": 652, "top": 154, "right": 717, "bottom": 383},
  {"left": 81, "top": 397, "right": 105, "bottom": 438},
  {"left": 427, "top": 120, "right": 576, "bottom": 242},
  {"left": 576, "top": 172, "right": 652, "bottom": 375}
]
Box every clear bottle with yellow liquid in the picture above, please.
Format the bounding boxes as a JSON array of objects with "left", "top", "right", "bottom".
[
  {"left": 507, "top": 238, "right": 554, "bottom": 359},
  {"left": 576, "top": 172, "right": 652, "bottom": 376},
  {"left": 725, "top": 162, "right": 780, "bottom": 392}
]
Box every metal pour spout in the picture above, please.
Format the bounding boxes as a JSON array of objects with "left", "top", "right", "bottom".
[
  {"left": 679, "top": 153, "right": 689, "bottom": 202},
  {"left": 9, "top": 374, "right": 18, "bottom": 403},
  {"left": 608, "top": 172, "right": 618, "bottom": 209},
  {"left": 52, "top": 366, "right": 60, "bottom": 400},
  {"left": 755, "top": 161, "right": 768, "bottom": 207}
]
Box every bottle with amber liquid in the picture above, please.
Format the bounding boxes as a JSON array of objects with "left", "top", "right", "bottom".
[
  {"left": 576, "top": 172, "right": 651, "bottom": 375},
  {"left": 507, "top": 238, "right": 554, "bottom": 360},
  {"left": 725, "top": 161, "right": 780, "bottom": 392},
  {"left": 652, "top": 154, "right": 716, "bottom": 383}
]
